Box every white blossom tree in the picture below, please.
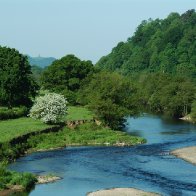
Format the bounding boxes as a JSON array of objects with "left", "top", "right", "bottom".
[{"left": 29, "top": 93, "right": 67, "bottom": 124}]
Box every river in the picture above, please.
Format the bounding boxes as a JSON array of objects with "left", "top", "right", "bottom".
[{"left": 9, "top": 114, "right": 196, "bottom": 196}]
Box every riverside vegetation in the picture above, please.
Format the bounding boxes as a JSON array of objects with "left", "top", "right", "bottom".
[
  {"left": 0, "top": 9, "right": 195, "bottom": 193},
  {"left": 96, "top": 9, "right": 196, "bottom": 120},
  {"left": 39, "top": 10, "right": 196, "bottom": 124},
  {"left": 0, "top": 107, "right": 145, "bottom": 192}
]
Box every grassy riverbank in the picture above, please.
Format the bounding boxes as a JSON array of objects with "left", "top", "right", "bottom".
[
  {"left": 0, "top": 120, "right": 145, "bottom": 194},
  {"left": 28, "top": 123, "right": 146, "bottom": 151},
  {"left": 0, "top": 106, "right": 146, "bottom": 194},
  {"left": 0, "top": 162, "right": 37, "bottom": 192},
  {"left": 0, "top": 118, "right": 57, "bottom": 193},
  {"left": 0, "top": 118, "right": 55, "bottom": 143}
]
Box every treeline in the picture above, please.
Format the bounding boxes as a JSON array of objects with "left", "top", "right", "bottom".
[
  {"left": 96, "top": 9, "right": 196, "bottom": 78},
  {"left": 40, "top": 54, "right": 196, "bottom": 127},
  {"left": 40, "top": 55, "right": 136, "bottom": 129},
  {"left": 0, "top": 10, "right": 195, "bottom": 128},
  {"left": 95, "top": 9, "right": 196, "bottom": 121},
  {"left": 133, "top": 73, "right": 195, "bottom": 118}
]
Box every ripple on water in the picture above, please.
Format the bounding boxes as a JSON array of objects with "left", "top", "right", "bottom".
[{"left": 8, "top": 115, "right": 196, "bottom": 196}]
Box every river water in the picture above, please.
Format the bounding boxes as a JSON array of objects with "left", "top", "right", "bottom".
[{"left": 9, "top": 114, "right": 196, "bottom": 196}]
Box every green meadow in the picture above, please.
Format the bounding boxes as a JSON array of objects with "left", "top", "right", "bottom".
[
  {"left": 0, "top": 118, "right": 55, "bottom": 143},
  {"left": 66, "top": 106, "right": 94, "bottom": 121}
]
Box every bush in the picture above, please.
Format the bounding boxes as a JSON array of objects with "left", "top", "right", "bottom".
[
  {"left": 0, "top": 161, "right": 8, "bottom": 177},
  {"left": 0, "top": 161, "right": 37, "bottom": 191},
  {"left": 10, "top": 172, "right": 37, "bottom": 190},
  {"left": 29, "top": 93, "right": 67, "bottom": 124},
  {"left": 0, "top": 142, "right": 29, "bottom": 162},
  {"left": 0, "top": 106, "right": 28, "bottom": 120}
]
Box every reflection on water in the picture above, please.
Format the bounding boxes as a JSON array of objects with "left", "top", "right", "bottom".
[{"left": 9, "top": 114, "right": 196, "bottom": 196}]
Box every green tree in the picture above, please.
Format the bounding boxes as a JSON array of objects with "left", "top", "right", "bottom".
[
  {"left": 137, "top": 73, "right": 195, "bottom": 117},
  {"left": 31, "top": 65, "right": 44, "bottom": 84},
  {"left": 0, "top": 46, "right": 37, "bottom": 108},
  {"left": 190, "top": 100, "right": 196, "bottom": 122},
  {"left": 78, "top": 72, "right": 138, "bottom": 129},
  {"left": 96, "top": 10, "right": 196, "bottom": 78},
  {"left": 41, "top": 55, "right": 94, "bottom": 105}
]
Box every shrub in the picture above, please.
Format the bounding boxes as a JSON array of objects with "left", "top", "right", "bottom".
[
  {"left": 0, "top": 160, "right": 37, "bottom": 191},
  {"left": 10, "top": 172, "right": 37, "bottom": 190},
  {"left": 0, "top": 106, "right": 28, "bottom": 120},
  {"left": 29, "top": 93, "right": 67, "bottom": 124},
  {"left": 0, "top": 161, "right": 8, "bottom": 177}
]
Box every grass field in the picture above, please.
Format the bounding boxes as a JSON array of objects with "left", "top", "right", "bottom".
[
  {"left": 66, "top": 106, "right": 94, "bottom": 121},
  {"left": 0, "top": 118, "right": 55, "bottom": 143},
  {"left": 0, "top": 106, "right": 93, "bottom": 143}
]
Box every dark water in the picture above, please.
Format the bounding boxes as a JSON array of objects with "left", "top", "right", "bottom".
[{"left": 9, "top": 114, "right": 196, "bottom": 196}]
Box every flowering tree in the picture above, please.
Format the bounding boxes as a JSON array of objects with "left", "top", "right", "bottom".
[{"left": 29, "top": 93, "right": 67, "bottom": 124}]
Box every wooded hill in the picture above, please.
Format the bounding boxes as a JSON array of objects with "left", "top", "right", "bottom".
[
  {"left": 96, "top": 10, "right": 196, "bottom": 79},
  {"left": 28, "top": 56, "right": 56, "bottom": 68}
]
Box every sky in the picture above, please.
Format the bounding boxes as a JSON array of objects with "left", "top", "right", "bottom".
[{"left": 0, "top": 0, "right": 195, "bottom": 63}]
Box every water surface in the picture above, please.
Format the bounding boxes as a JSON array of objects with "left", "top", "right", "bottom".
[{"left": 9, "top": 114, "right": 196, "bottom": 196}]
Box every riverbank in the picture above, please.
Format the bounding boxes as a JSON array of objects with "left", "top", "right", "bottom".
[
  {"left": 0, "top": 164, "right": 37, "bottom": 195},
  {"left": 0, "top": 175, "right": 61, "bottom": 196},
  {"left": 0, "top": 122, "right": 145, "bottom": 195},
  {"left": 27, "top": 122, "right": 146, "bottom": 152},
  {"left": 0, "top": 107, "right": 146, "bottom": 194},
  {"left": 0, "top": 185, "right": 24, "bottom": 196},
  {"left": 87, "top": 188, "right": 160, "bottom": 196},
  {"left": 171, "top": 146, "right": 196, "bottom": 165},
  {"left": 180, "top": 115, "right": 195, "bottom": 124}
]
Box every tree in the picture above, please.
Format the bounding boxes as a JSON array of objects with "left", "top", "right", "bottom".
[
  {"left": 29, "top": 93, "right": 67, "bottom": 124},
  {"left": 0, "top": 46, "right": 37, "bottom": 108},
  {"left": 78, "top": 72, "right": 138, "bottom": 129},
  {"left": 191, "top": 100, "right": 196, "bottom": 122},
  {"left": 31, "top": 65, "right": 44, "bottom": 84},
  {"left": 41, "top": 55, "right": 94, "bottom": 104},
  {"left": 138, "top": 73, "right": 195, "bottom": 117},
  {"left": 96, "top": 10, "right": 196, "bottom": 78}
]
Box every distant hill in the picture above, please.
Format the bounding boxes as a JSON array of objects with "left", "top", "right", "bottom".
[
  {"left": 96, "top": 9, "right": 196, "bottom": 78},
  {"left": 27, "top": 56, "right": 56, "bottom": 68}
]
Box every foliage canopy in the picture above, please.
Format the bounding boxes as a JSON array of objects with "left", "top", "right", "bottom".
[
  {"left": 96, "top": 10, "right": 196, "bottom": 78},
  {"left": 41, "top": 55, "right": 95, "bottom": 104},
  {"left": 78, "top": 72, "right": 139, "bottom": 129},
  {"left": 0, "top": 46, "right": 37, "bottom": 108}
]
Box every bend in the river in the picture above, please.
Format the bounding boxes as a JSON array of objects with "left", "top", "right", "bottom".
[{"left": 9, "top": 114, "right": 196, "bottom": 196}]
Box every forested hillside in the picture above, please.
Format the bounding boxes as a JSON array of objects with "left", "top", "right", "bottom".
[
  {"left": 28, "top": 55, "right": 56, "bottom": 68},
  {"left": 96, "top": 10, "right": 196, "bottom": 78},
  {"left": 96, "top": 10, "right": 196, "bottom": 120}
]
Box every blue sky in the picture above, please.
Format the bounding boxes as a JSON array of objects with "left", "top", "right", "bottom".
[{"left": 0, "top": 0, "right": 195, "bottom": 63}]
